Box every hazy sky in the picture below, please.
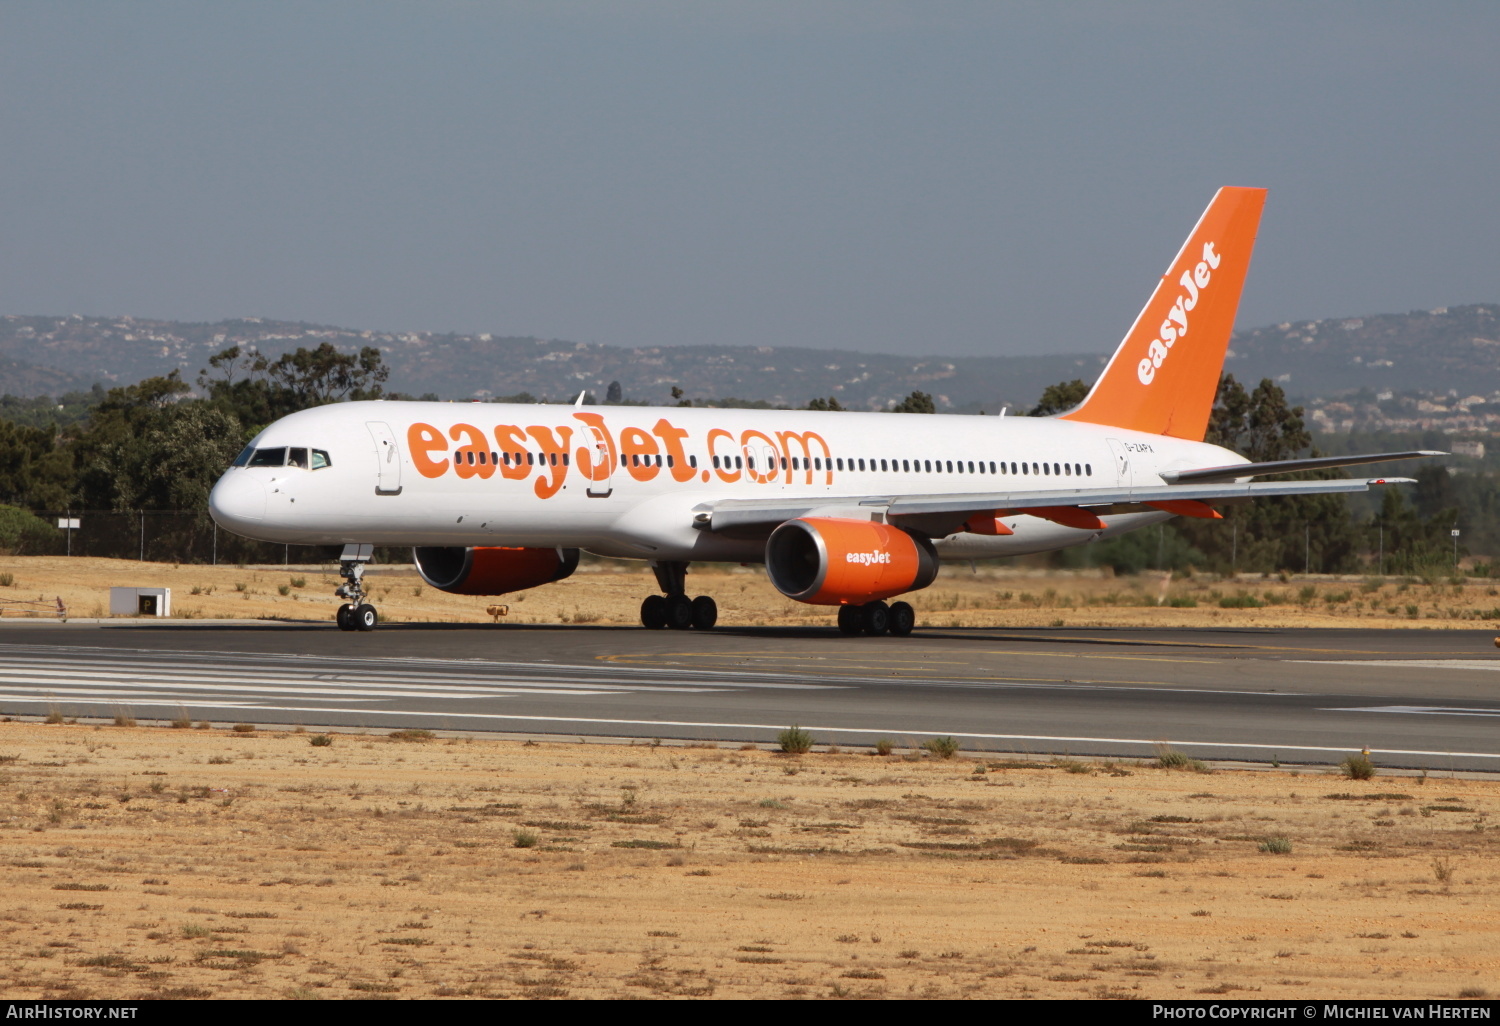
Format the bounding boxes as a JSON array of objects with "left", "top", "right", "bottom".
[{"left": 1, "top": 1, "right": 1495, "bottom": 358}]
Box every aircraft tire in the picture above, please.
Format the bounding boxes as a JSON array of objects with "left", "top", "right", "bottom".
[
  {"left": 888, "top": 601, "right": 915, "bottom": 637},
  {"left": 861, "top": 600, "right": 891, "bottom": 636},
  {"left": 354, "top": 604, "right": 378, "bottom": 632},
  {"left": 665, "top": 594, "right": 694, "bottom": 630},
  {"left": 836, "top": 605, "right": 862, "bottom": 635},
  {"left": 336, "top": 604, "right": 356, "bottom": 631},
  {"left": 690, "top": 595, "right": 718, "bottom": 630},
  {"left": 640, "top": 594, "right": 668, "bottom": 630}
]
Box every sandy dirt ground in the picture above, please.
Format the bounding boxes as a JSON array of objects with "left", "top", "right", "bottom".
[
  {"left": 0, "top": 722, "right": 1495, "bottom": 1000},
  {"left": 5, "top": 555, "right": 1500, "bottom": 630}
]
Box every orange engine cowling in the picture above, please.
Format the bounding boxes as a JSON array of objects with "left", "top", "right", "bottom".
[
  {"left": 765, "top": 517, "right": 939, "bottom": 606},
  {"left": 412, "top": 546, "right": 580, "bottom": 596}
]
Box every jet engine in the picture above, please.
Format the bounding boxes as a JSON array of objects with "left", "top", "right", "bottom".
[
  {"left": 412, "top": 546, "right": 580, "bottom": 596},
  {"left": 765, "top": 517, "right": 938, "bottom": 605}
]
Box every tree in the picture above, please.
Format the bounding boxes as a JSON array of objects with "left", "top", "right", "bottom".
[
  {"left": 1028, "top": 379, "right": 1089, "bottom": 416},
  {"left": 807, "top": 396, "right": 846, "bottom": 411},
  {"left": 1175, "top": 374, "right": 1357, "bottom": 573},
  {"left": 888, "top": 391, "right": 935, "bottom": 414},
  {"left": 671, "top": 386, "right": 692, "bottom": 408},
  {"left": 0, "top": 420, "right": 75, "bottom": 509},
  {"left": 606, "top": 381, "right": 623, "bottom": 403},
  {"left": 199, "top": 343, "right": 389, "bottom": 431},
  {"left": 74, "top": 399, "right": 244, "bottom": 512}
]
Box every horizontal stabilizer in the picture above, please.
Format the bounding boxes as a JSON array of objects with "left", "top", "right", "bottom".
[{"left": 1160, "top": 450, "right": 1445, "bottom": 485}]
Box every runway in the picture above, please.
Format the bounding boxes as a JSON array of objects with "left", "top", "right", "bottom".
[{"left": 3, "top": 620, "right": 1499, "bottom": 771}]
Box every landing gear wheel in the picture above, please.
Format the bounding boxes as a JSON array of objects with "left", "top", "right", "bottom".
[
  {"left": 336, "top": 604, "right": 356, "bottom": 631},
  {"left": 354, "top": 604, "right": 378, "bottom": 632},
  {"left": 862, "top": 600, "right": 890, "bottom": 636},
  {"left": 666, "top": 594, "right": 694, "bottom": 630},
  {"left": 888, "top": 601, "right": 915, "bottom": 637},
  {"left": 837, "top": 605, "right": 862, "bottom": 635},
  {"left": 690, "top": 595, "right": 718, "bottom": 630},
  {"left": 640, "top": 594, "right": 668, "bottom": 630}
]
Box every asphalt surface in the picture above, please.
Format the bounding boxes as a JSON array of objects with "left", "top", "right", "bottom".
[{"left": 3, "top": 620, "right": 1499, "bottom": 771}]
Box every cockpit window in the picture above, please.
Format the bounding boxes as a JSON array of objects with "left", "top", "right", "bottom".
[
  {"left": 231, "top": 444, "right": 255, "bottom": 468},
  {"left": 247, "top": 447, "right": 287, "bottom": 468},
  {"left": 311, "top": 449, "right": 331, "bottom": 470},
  {"left": 287, "top": 447, "right": 310, "bottom": 469}
]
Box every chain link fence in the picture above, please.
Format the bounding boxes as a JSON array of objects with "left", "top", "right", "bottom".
[{"left": 34, "top": 511, "right": 346, "bottom": 565}]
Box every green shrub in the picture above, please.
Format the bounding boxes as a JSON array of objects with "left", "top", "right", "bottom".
[
  {"left": 1341, "top": 753, "right": 1376, "bottom": 780},
  {"left": 922, "top": 736, "right": 961, "bottom": 759},
  {"left": 512, "top": 830, "right": 539, "bottom": 849},
  {"left": 1168, "top": 596, "right": 1197, "bottom": 608},
  {"left": 0, "top": 506, "right": 56, "bottom": 555},
  {"left": 1155, "top": 746, "right": 1211, "bottom": 773},
  {"left": 231, "top": 723, "right": 255, "bottom": 734},
  {"left": 309, "top": 734, "right": 333, "bottom": 747},
  {"left": 873, "top": 737, "right": 894, "bottom": 756},
  {"left": 388, "top": 729, "right": 435, "bottom": 742},
  {"left": 1259, "top": 836, "right": 1293, "bottom": 855},
  {"left": 1218, "top": 593, "right": 1263, "bottom": 609},
  {"left": 777, "top": 725, "right": 815, "bottom": 755}
]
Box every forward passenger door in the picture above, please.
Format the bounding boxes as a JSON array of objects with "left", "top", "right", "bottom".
[{"left": 366, "top": 422, "right": 403, "bottom": 495}]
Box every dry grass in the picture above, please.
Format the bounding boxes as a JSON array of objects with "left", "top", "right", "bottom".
[
  {"left": 0, "top": 722, "right": 1494, "bottom": 999},
  {"left": 7, "top": 555, "right": 1500, "bottom": 629}
]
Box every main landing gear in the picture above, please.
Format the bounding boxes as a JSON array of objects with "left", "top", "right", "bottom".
[
  {"left": 334, "top": 544, "right": 378, "bottom": 632},
  {"left": 640, "top": 561, "right": 717, "bottom": 631},
  {"left": 837, "top": 600, "right": 916, "bottom": 637}
]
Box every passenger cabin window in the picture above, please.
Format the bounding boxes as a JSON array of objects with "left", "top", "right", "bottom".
[
  {"left": 247, "top": 447, "right": 286, "bottom": 468},
  {"left": 311, "top": 449, "right": 332, "bottom": 470}
]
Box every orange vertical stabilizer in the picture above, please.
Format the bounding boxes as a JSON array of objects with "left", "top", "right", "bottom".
[{"left": 1060, "top": 187, "right": 1267, "bottom": 440}]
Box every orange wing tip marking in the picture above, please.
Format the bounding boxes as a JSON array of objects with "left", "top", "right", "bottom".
[
  {"left": 963, "top": 514, "right": 1015, "bottom": 536},
  {"left": 1016, "top": 506, "right": 1107, "bottom": 531},
  {"left": 1146, "top": 499, "right": 1223, "bottom": 520}
]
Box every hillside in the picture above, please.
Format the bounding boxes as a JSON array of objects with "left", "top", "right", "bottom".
[{"left": 1, "top": 304, "right": 1496, "bottom": 411}]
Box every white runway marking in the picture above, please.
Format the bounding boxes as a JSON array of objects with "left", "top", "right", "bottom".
[
  {"left": 1293, "top": 659, "right": 1500, "bottom": 672},
  {"left": 11, "top": 698, "right": 1496, "bottom": 763},
  {"left": 1327, "top": 705, "right": 1500, "bottom": 718}
]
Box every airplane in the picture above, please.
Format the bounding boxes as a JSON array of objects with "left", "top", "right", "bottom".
[{"left": 208, "top": 186, "right": 1440, "bottom": 635}]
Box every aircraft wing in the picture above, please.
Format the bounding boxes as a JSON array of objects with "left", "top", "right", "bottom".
[
  {"left": 1159, "top": 450, "right": 1445, "bottom": 484},
  {"left": 696, "top": 475, "right": 1414, "bottom": 534}
]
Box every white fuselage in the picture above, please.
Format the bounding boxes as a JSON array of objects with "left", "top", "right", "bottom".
[{"left": 208, "top": 401, "right": 1247, "bottom": 563}]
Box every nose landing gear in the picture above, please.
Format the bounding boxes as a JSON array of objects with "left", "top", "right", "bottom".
[
  {"left": 639, "top": 561, "right": 718, "bottom": 630},
  {"left": 836, "top": 600, "right": 916, "bottom": 637},
  {"left": 334, "top": 544, "right": 378, "bottom": 632}
]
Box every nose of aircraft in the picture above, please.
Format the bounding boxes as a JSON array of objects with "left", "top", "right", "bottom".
[{"left": 209, "top": 471, "right": 267, "bottom": 531}]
